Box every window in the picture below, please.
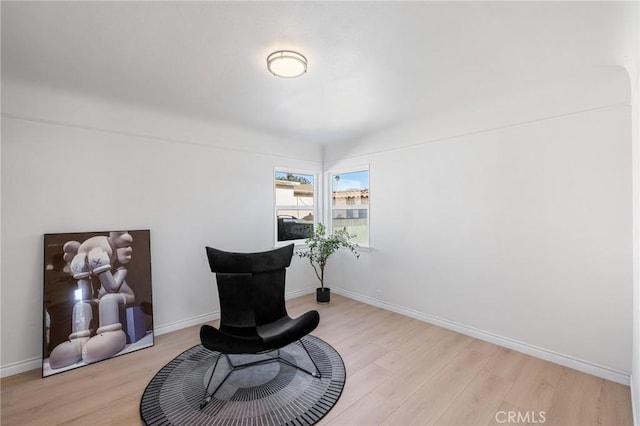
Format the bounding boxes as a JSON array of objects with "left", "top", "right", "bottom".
[
  {"left": 329, "top": 168, "right": 369, "bottom": 245},
  {"left": 274, "top": 170, "right": 317, "bottom": 243}
]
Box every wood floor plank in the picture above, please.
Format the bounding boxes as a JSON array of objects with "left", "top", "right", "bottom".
[
  {"left": 324, "top": 391, "right": 398, "bottom": 426},
  {"left": 339, "top": 340, "right": 390, "bottom": 376},
  {"left": 0, "top": 293, "right": 633, "bottom": 426},
  {"left": 319, "top": 362, "right": 395, "bottom": 425},
  {"left": 323, "top": 364, "right": 393, "bottom": 421},
  {"left": 373, "top": 323, "right": 451, "bottom": 373},
  {"left": 545, "top": 367, "right": 603, "bottom": 426},
  {"left": 502, "top": 355, "right": 564, "bottom": 412},
  {"left": 380, "top": 346, "right": 492, "bottom": 425},
  {"left": 598, "top": 379, "right": 634, "bottom": 426},
  {"left": 480, "top": 347, "right": 530, "bottom": 382},
  {"left": 434, "top": 372, "right": 513, "bottom": 426},
  {"left": 374, "top": 331, "right": 473, "bottom": 406},
  {"left": 372, "top": 313, "right": 428, "bottom": 350}
]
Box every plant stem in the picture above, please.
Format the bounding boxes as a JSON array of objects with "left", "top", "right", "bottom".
[{"left": 310, "top": 261, "right": 323, "bottom": 288}]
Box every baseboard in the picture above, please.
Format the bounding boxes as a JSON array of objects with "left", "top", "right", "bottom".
[
  {"left": 0, "top": 357, "right": 42, "bottom": 378},
  {"left": 285, "top": 287, "right": 316, "bottom": 300},
  {"left": 334, "top": 287, "right": 631, "bottom": 386},
  {"left": 0, "top": 287, "right": 316, "bottom": 378},
  {"left": 153, "top": 311, "right": 220, "bottom": 336}
]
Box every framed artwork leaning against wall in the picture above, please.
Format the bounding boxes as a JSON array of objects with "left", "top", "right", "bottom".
[{"left": 42, "top": 229, "right": 154, "bottom": 377}]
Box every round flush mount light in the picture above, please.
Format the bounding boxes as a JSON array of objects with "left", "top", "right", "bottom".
[{"left": 267, "top": 50, "right": 307, "bottom": 78}]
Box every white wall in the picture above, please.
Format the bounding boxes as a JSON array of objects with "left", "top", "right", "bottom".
[
  {"left": 632, "top": 72, "right": 639, "bottom": 425},
  {"left": 631, "top": 46, "right": 640, "bottom": 426},
  {"left": 325, "top": 67, "right": 633, "bottom": 382},
  {"left": 0, "top": 79, "right": 322, "bottom": 376}
]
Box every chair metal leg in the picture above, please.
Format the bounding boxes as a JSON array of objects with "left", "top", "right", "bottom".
[
  {"left": 300, "top": 338, "right": 322, "bottom": 378},
  {"left": 199, "top": 340, "right": 322, "bottom": 410},
  {"left": 276, "top": 339, "right": 322, "bottom": 378},
  {"left": 200, "top": 354, "right": 234, "bottom": 410}
]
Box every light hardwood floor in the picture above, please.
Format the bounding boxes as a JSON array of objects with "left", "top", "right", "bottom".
[{"left": 1, "top": 294, "right": 633, "bottom": 425}]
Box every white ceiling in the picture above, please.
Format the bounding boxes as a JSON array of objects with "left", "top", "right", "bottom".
[{"left": 1, "top": 1, "right": 637, "bottom": 146}]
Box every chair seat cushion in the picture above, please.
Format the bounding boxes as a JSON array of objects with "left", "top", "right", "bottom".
[
  {"left": 200, "top": 324, "right": 265, "bottom": 354},
  {"left": 257, "top": 311, "right": 320, "bottom": 350},
  {"left": 200, "top": 310, "right": 320, "bottom": 355}
]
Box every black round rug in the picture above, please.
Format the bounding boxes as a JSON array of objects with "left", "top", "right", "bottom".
[{"left": 140, "top": 335, "right": 346, "bottom": 425}]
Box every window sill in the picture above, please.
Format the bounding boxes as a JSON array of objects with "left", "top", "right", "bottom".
[
  {"left": 277, "top": 242, "right": 371, "bottom": 253},
  {"left": 355, "top": 244, "right": 371, "bottom": 252},
  {"left": 274, "top": 240, "right": 309, "bottom": 249}
]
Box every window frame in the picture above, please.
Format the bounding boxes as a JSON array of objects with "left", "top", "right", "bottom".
[
  {"left": 325, "top": 165, "right": 370, "bottom": 248},
  {"left": 273, "top": 167, "right": 321, "bottom": 247}
]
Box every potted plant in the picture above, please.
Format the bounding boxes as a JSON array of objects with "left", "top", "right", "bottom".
[{"left": 297, "top": 223, "right": 360, "bottom": 303}]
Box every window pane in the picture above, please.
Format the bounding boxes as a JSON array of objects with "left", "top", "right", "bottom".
[
  {"left": 277, "top": 210, "right": 314, "bottom": 241},
  {"left": 275, "top": 172, "right": 314, "bottom": 207},
  {"left": 274, "top": 170, "right": 317, "bottom": 244},
  {"left": 332, "top": 210, "right": 368, "bottom": 242},
  {"left": 332, "top": 171, "right": 368, "bottom": 208}
]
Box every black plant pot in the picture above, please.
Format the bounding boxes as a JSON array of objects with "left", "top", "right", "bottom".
[{"left": 316, "top": 287, "right": 331, "bottom": 304}]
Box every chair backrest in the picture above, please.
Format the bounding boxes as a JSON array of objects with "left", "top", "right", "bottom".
[{"left": 205, "top": 244, "right": 294, "bottom": 335}]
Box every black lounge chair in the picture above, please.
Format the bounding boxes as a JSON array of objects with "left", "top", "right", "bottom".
[{"left": 199, "top": 244, "right": 321, "bottom": 409}]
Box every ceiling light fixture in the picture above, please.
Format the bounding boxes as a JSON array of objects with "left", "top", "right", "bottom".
[{"left": 267, "top": 50, "right": 307, "bottom": 78}]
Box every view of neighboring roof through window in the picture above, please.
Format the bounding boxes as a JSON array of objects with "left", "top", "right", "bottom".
[{"left": 331, "top": 170, "right": 369, "bottom": 245}]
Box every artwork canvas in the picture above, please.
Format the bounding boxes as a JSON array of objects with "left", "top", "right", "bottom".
[{"left": 42, "top": 230, "right": 154, "bottom": 377}]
